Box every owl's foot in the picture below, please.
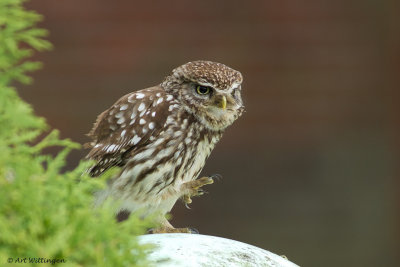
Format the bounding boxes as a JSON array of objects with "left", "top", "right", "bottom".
[
  {"left": 181, "top": 176, "right": 214, "bottom": 207},
  {"left": 148, "top": 227, "right": 199, "bottom": 234},
  {"left": 148, "top": 217, "right": 199, "bottom": 234}
]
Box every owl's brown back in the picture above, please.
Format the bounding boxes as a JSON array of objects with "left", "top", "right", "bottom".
[{"left": 86, "top": 86, "right": 171, "bottom": 177}]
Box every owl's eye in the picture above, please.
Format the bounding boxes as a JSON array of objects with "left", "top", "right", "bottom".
[{"left": 196, "top": 85, "right": 211, "bottom": 95}]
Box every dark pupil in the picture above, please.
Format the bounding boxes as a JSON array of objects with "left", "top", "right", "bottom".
[{"left": 198, "top": 86, "right": 209, "bottom": 94}]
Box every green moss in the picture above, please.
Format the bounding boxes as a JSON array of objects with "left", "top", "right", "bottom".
[{"left": 0, "top": 1, "right": 150, "bottom": 266}]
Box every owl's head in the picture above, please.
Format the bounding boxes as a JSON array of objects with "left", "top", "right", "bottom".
[{"left": 162, "top": 60, "right": 244, "bottom": 131}]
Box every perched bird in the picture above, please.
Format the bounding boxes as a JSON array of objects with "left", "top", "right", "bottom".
[{"left": 85, "top": 60, "right": 244, "bottom": 233}]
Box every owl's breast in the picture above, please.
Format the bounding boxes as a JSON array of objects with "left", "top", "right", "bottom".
[
  {"left": 172, "top": 123, "right": 222, "bottom": 186},
  {"left": 117, "top": 111, "right": 223, "bottom": 201}
]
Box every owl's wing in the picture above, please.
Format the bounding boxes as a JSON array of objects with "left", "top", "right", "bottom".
[{"left": 85, "top": 86, "right": 170, "bottom": 177}]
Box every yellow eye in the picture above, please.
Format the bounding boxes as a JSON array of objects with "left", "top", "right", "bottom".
[{"left": 196, "top": 85, "right": 211, "bottom": 95}]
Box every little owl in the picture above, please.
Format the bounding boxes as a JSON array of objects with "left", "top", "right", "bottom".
[{"left": 85, "top": 60, "right": 244, "bottom": 233}]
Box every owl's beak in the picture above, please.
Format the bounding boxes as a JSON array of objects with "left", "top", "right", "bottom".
[{"left": 219, "top": 95, "right": 227, "bottom": 110}]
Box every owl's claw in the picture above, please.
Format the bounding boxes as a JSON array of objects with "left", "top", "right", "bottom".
[
  {"left": 181, "top": 176, "right": 214, "bottom": 207},
  {"left": 183, "top": 190, "right": 206, "bottom": 209},
  {"left": 148, "top": 227, "right": 199, "bottom": 234},
  {"left": 183, "top": 194, "right": 192, "bottom": 209},
  {"left": 188, "top": 227, "right": 199, "bottom": 234},
  {"left": 210, "top": 174, "right": 223, "bottom": 181},
  {"left": 192, "top": 176, "right": 214, "bottom": 188},
  {"left": 195, "top": 188, "right": 205, "bottom": 196}
]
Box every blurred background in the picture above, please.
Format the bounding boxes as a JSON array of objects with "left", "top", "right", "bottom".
[{"left": 20, "top": 1, "right": 398, "bottom": 266}]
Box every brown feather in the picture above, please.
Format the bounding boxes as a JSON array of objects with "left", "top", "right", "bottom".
[{"left": 85, "top": 86, "right": 170, "bottom": 176}]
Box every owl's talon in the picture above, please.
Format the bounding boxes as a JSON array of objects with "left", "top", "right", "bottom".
[
  {"left": 181, "top": 176, "right": 214, "bottom": 206},
  {"left": 183, "top": 194, "right": 192, "bottom": 203},
  {"left": 182, "top": 193, "right": 192, "bottom": 209},
  {"left": 194, "top": 176, "right": 214, "bottom": 187},
  {"left": 196, "top": 188, "right": 205, "bottom": 196},
  {"left": 148, "top": 227, "right": 198, "bottom": 234},
  {"left": 210, "top": 174, "right": 223, "bottom": 181},
  {"left": 147, "top": 228, "right": 156, "bottom": 234},
  {"left": 188, "top": 227, "right": 199, "bottom": 234}
]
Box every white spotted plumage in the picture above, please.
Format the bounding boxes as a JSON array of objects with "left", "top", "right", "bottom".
[
  {"left": 138, "top": 103, "right": 145, "bottom": 112},
  {"left": 136, "top": 93, "right": 145, "bottom": 99},
  {"left": 131, "top": 135, "right": 141, "bottom": 145}
]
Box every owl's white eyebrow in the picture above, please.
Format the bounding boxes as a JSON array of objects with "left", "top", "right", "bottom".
[
  {"left": 229, "top": 82, "right": 241, "bottom": 91},
  {"left": 195, "top": 81, "right": 214, "bottom": 88}
]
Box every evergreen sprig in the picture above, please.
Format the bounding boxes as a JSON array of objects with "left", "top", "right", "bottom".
[{"left": 0, "top": 1, "right": 151, "bottom": 266}]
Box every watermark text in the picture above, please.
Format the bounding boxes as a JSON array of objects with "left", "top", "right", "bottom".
[{"left": 7, "top": 257, "right": 66, "bottom": 264}]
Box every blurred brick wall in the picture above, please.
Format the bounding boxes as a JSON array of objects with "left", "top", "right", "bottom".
[{"left": 20, "top": 1, "right": 399, "bottom": 266}]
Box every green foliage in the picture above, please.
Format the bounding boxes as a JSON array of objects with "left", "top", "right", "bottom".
[
  {"left": 0, "top": 0, "right": 52, "bottom": 86},
  {"left": 0, "top": 1, "right": 151, "bottom": 266}
]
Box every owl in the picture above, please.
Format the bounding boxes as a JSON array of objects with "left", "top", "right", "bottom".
[{"left": 86, "top": 60, "right": 244, "bottom": 233}]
